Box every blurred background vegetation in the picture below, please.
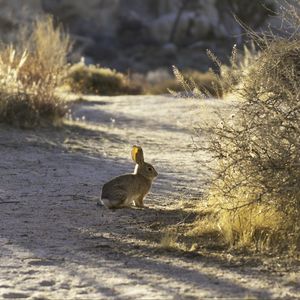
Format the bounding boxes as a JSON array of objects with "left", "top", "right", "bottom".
[
  {"left": 0, "top": 0, "right": 285, "bottom": 98},
  {"left": 0, "top": 0, "right": 277, "bottom": 73}
]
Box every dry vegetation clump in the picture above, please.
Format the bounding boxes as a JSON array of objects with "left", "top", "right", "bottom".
[
  {"left": 0, "top": 16, "right": 70, "bottom": 127},
  {"left": 66, "top": 64, "right": 223, "bottom": 97},
  {"left": 171, "top": 44, "right": 259, "bottom": 99},
  {"left": 145, "top": 69, "right": 222, "bottom": 97},
  {"left": 66, "top": 62, "right": 142, "bottom": 96},
  {"left": 217, "top": 44, "right": 259, "bottom": 97},
  {"left": 189, "top": 4, "right": 300, "bottom": 254}
]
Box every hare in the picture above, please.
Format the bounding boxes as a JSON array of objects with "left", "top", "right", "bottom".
[{"left": 100, "top": 146, "right": 158, "bottom": 209}]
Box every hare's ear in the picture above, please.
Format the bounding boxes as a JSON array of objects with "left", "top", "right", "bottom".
[{"left": 131, "top": 145, "right": 144, "bottom": 164}]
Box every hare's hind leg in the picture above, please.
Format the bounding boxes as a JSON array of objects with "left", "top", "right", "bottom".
[{"left": 101, "top": 191, "right": 128, "bottom": 209}]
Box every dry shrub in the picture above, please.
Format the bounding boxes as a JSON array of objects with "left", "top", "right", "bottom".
[
  {"left": 67, "top": 64, "right": 222, "bottom": 97},
  {"left": 186, "top": 70, "right": 223, "bottom": 98},
  {"left": 191, "top": 4, "right": 300, "bottom": 253},
  {"left": 172, "top": 44, "right": 258, "bottom": 99},
  {"left": 171, "top": 68, "right": 223, "bottom": 98},
  {"left": 66, "top": 62, "right": 141, "bottom": 96},
  {"left": 0, "top": 16, "right": 70, "bottom": 127},
  {"left": 217, "top": 44, "right": 259, "bottom": 96}
]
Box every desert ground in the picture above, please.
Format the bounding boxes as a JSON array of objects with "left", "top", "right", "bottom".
[{"left": 0, "top": 95, "right": 299, "bottom": 299}]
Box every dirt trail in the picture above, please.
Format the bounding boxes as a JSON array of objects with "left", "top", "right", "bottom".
[{"left": 0, "top": 95, "right": 299, "bottom": 299}]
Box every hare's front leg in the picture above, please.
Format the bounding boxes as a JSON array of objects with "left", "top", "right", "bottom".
[{"left": 134, "top": 195, "right": 145, "bottom": 208}]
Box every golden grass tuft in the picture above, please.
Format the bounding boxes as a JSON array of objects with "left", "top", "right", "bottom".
[
  {"left": 171, "top": 67, "right": 223, "bottom": 98},
  {"left": 159, "top": 228, "right": 188, "bottom": 252},
  {"left": 160, "top": 232, "right": 179, "bottom": 250},
  {"left": 188, "top": 189, "right": 293, "bottom": 254},
  {"left": 0, "top": 15, "right": 71, "bottom": 127}
]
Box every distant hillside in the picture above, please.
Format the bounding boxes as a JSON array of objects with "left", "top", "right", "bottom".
[{"left": 0, "top": 0, "right": 285, "bottom": 72}]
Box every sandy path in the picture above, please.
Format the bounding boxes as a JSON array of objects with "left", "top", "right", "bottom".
[{"left": 0, "top": 95, "right": 299, "bottom": 299}]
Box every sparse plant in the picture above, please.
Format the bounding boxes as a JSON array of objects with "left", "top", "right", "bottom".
[
  {"left": 171, "top": 43, "right": 259, "bottom": 99},
  {"left": 160, "top": 232, "right": 179, "bottom": 250},
  {"left": 171, "top": 67, "right": 223, "bottom": 98},
  {"left": 285, "top": 272, "right": 300, "bottom": 286},
  {"left": 145, "top": 69, "right": 222, "bottom": 97},
  {"left": 159, "top": 229, "right": 187, "bottom": 251},
  {"left": 217, "top": 43, "right": 259, "bottom": 96},
  {"left": 0, "top": 15, "right": 71, "bottom": 127}
]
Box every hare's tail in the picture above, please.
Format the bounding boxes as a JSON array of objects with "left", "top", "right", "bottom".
[
  {"left": 100, "top": 198, "right": 110, "bottom": 208},
  {"left": 96, "top": 200, "right": 103, "bottom": 207},
  {"left": 100, "top": 198, "right": 120, "bottom": 209}
]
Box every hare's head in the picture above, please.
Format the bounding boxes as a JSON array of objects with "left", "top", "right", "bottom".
[{"left": 131, "top": 145, "right": 158, "bottom": 180}]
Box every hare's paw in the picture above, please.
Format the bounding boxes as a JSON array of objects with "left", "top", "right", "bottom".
[{"left": 134, "top": 197, "right": 146, "bottom": 208}]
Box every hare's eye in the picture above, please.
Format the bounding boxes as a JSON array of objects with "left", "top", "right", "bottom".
[{"left": 148, "top": 167, "right": 152, "bottom": 171}]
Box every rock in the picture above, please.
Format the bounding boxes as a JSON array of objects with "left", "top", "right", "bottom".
[
  {"left": 200, "top": 0, "right": 219, "bottom": 29},
  {"left": 161, "top": 43, "right": 178, "bottom": 56},
  {"left": 119, "top": 0, "right": 178, "bottom": 19},
  {"left": 42, "top": 0, "right": 120, "bottom": 37},
  {"left": 213, "top": 12, "right": 242, "bottom": 41},
  {"left": 109, "top": 57, "right": 135, "bottom": 73},
  {"left": 149, "top": 13, "right": 176, "bottom": 44},
  {"left": 188, "top": 41, "right": 210, "bottom": 50},
  {"left": 85, "top": 41, "right": 119, "bottom": 61},
  {"left": 117, "top": 10, "right": 150, "bottom": 46},
  {"left": 190, "top": 14, "right": 211, "bottom": 40},
  {"left": 149, "top": 11, "right": 207, "bottom": 44},
  {"left": 0, "top": 0, "right": 42, "bottom": 43},
  {"left": 148, "top": 3, "right": 218, "bottom": 45}
]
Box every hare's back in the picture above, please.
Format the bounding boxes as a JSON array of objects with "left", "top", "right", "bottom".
[{"left": 102, "top": 174, "right": 135, "bottom": 196}]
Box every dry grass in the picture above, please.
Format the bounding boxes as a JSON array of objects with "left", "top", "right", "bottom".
[
  {"left": 159, "top": 229, "right": 189, "bottom": 252},
  {"left": 160, "top": 232, "right": 179, "bottom": 250},
  {"left": 66, "top": 62, "right": 141, "bottom": 96},
  {"left": 285, "top": 272, "right": 300, "bottom": 286},
  {"left": 191, "top": 198, "right": 285, "bottom": 253},
  {"left": 66, "top": 64, "right": 221, "bottom": 97},
  {"left": 187, "top": 3, "right": 300, "bottom": 254},
  {"left": 145, "top": 69, "right": 222, "bottom": 97},
  {"left": 0, "top": 16, "right": 71, "bottom": 127},
  {"left": 218, "top": 44, "right": 259, "bottom": 97},
  {"left": 171, "top": 44, "right": 259, "bottom": 100}
]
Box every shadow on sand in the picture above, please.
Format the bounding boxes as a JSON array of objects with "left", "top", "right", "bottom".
[{"left": 0, "top": 115, "right": 292, "bottom": 298}]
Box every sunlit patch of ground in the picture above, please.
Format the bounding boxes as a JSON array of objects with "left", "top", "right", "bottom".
[{"left": 0, "top": 95, "right": 299, "bottom": 299}]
